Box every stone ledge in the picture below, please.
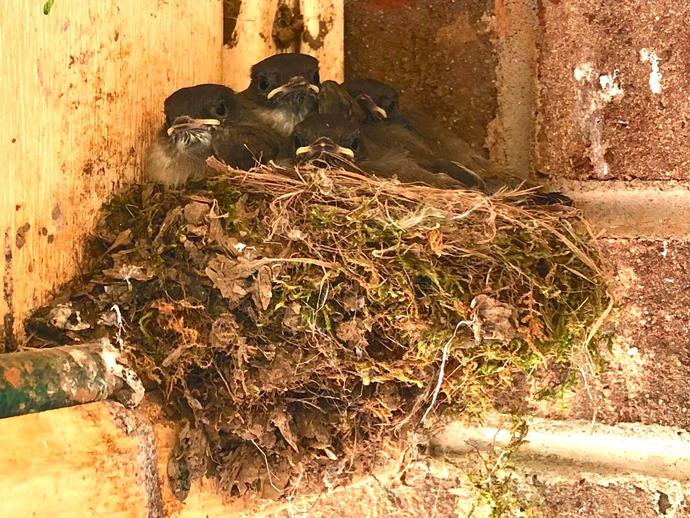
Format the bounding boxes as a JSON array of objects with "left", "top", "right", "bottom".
[
  {"left": 432, "top": 414, "right": 690, "bottom": 482},
  {"left": 549, "top": 180, "right": 690, "bottom": 239}
]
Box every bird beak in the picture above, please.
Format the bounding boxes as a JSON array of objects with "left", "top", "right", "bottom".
[
  {"left": 295, "top": 137, "right": 355, "bottom": 161},
  {"left": 356, "top": 94, "right": 388, "bottom": 121},
  {"left": 166, "top": 117, "right": 221, "bottom": 136},
  {"left": 267, "top": 76, "right": 320, "bottom": 101}
]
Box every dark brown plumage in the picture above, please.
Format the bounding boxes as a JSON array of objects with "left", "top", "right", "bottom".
[
  {"left": 144, "top": 83, "right": 286, "bottom": 187},
  {"left": 239, "top": 53, "right": 321, "bottom": 137},
  {"left": 343, "top": 78, "right": 571, "bottom": 204},
  {"left": 291, "top": 113, "right": 465, "bottom": 189}
]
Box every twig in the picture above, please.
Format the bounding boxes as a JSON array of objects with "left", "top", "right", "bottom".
[
  {"left": 250, "top": 439, "right": 283, "bottom": 494},
  {"left": 577, "top": 295, "right": 614, "bottom": 429},
  {"left": 421, "top": 320, "right": 474, "bottom": 423}
]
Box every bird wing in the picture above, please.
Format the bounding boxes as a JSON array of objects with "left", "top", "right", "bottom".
[
  {"left": 212, "top": 123, "right": 288, "bottom": 170},
  {"left": 359, "top": 136, "right": 464, "bottom": 190},
  {"left": 361, "top": 124, "right": 480, "bottom": 189}
]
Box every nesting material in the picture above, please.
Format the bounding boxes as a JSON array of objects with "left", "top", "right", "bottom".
[{"left": 27, "top": 160, "right": 609, "bottom": 500}]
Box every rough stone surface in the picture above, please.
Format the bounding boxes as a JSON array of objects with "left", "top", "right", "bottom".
[
  {"left": 345, "top": 0, "right": 498, "bottom": 155},
  {"left": 566, "top": 238, "right": 690, "bottom": 429},
  {"left": 536, "top": 1, "right": 690, "bottom": 180},
  {"left": 536, "top": 479, "right": 664, "bottom": 518},
  {"left": 264, "top": 457, "right": 681, "bottom": 517}
]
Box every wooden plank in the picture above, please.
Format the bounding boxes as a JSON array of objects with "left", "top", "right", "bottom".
[
  {"left": 0, "top": 402, "right": 160, "bottom": 517},
  {"left": 222, "top": 0, "right": 280, "bottom": 91},
  {"left": 0, "top": 399, "right": 400, "bottom": 517},
  {"left": 0, "top": 1, "right": 224, "bottom": 342},
  {"left": 0, "top": 400, "right": 255, "bottom": 517},
  {"left": 300, "top": 0, "right": 344, "bottom": 83}
]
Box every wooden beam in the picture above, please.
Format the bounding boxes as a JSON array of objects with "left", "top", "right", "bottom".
[
  {"left": 300, "top": 0, "right": 345, "bottom": 83},
  {"left": 222, "top": 0, "right": 280, "bottom": 91},
  {"left": 0, "top": 402, "right": 162, "bottom": 517},
  {"left": 0, "top": 399, "right": 405, "bottom": 517},
  {"left": 0, "top": 1, "right": 224, "bottom": 342},
  {"left": 222, "top": 1, "right": 345, "bottom": 90},
  {"left": 0, "top": 400, "right": 258, "bottom": 517}
]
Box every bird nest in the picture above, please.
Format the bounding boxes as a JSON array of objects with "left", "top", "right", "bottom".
[{"left": 27, "top": 159, "right": 610, "bottom": 501}]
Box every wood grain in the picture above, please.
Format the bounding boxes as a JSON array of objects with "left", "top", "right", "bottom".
[
  {"left": 0, "top": 402, "right": 157, "bottom": 517},
  {"left": 301, "top": 0, "right": 344, "bottom": 82},
  {"left": 222, "top": 0, "right": 345, "bottom": 89},
  {"left": 0, "top": 0, "right": 224, "bottom": 342},
  {"left": 0, "top": 399, "right": 401, "bottom": 517},
  {"left": 222, "top": 0, "right": 281, "bottom": 91}
]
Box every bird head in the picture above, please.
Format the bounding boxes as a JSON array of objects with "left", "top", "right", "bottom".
[
  {"left": 343, "top": 78, "right": 401, "bottom": 123},
  {"left": 247, "top": 53, "right": 320, "bottom": 110},
  {"left": 292, "top": 114, "right": 363, "bottom": 166},
  {"left": 318, "top": 80, "right": 366, "bottom": 123},
  {"left": 163, "top": 84, "right": 239, "bottom": 147}
]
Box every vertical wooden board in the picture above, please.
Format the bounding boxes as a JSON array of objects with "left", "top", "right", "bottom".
[
  {"left": 222, "top": 0, "right": 280, "bottom": 91},
  {"left": 301, "top": 0, "right": 344, "bottom": 83},
  {"left": 0, "top": 1, "right": 224, "bottom": 341}
]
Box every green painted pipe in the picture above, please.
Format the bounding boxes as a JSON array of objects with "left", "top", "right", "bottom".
[{"left": 0, "top": 339, "right": 144, "bottom": 418}]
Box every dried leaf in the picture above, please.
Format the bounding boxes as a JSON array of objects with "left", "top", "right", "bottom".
[
  {"left": 252, "top": 264, "right": 273, "bottom": 311},
  {"left": 183, "top": 201, "right": 211, "bottom": 225},
  {"left": 153, "top": 206, "right": 183, "bottom": 245},
  {"left": 335, "top": 319, "right": 369, "bottom": 352},
  {"left": 48, "top": 303, "right": 90, "bottom": 331},
  {"left": 105, "top": 228, "right": 132, "bottom": 254},
  {"left": 272, "top": 408, "right": 299, "bottom": 452},
  {"left": 103, "top": 250, "right": 155, "bottom": 281},
  {"left": 205, "top": 255, "right": 250, "bottom": 304},
  {"left": 427, "top": 228, "right": 444, "bottom": 255},
  {"left": 470, "top": 294, "right": 519, "bottom": 342}
]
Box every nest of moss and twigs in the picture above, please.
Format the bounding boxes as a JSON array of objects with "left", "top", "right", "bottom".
[{"left": 26, "top": 159, "right": 610, "bottom": 501}]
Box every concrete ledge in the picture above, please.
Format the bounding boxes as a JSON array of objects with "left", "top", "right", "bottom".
[
  {"left": 432, "top": 415, "right": 690, "bottom": 482},
  {"left": 550, "top": 180, "right": 690, "bottom": 239}
]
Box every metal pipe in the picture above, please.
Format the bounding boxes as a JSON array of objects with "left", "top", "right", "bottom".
[{"left": 0, "top": 338, "right": 144, "bottom": 418}]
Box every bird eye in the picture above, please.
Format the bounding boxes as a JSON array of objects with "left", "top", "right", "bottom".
[
  {"left": 386, "top": 100, "right": 398, "bottom": 114},
  {"left": 311, "top": 71, "right": 320, "bottom": 85},
  {"left": 213, "top": 101, "right": 227, "bottom": 118},
  {"left": 258, "top": 75, "right": 270, "bottom": 92},
  {"left": 293, "top": 135, "right": 303, "bottom": 149},
  {"left": 350, "top": 138, "right": 361, "bottom": 152}
]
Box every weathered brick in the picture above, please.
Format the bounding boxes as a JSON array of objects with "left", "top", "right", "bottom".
[
  {"left": 568, "top": 238, "right": 690, "bottom": 428},
  {"left": 536, "top": 1, "right": 690, "bottom": 180}
]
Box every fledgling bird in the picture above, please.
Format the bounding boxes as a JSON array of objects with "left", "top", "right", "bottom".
[
  {"left": 343, "top": 78, "right": 571, "bottom": 205},
  {"left": 239, "top": 53, "right": 321, "bottom": 137},
  {"left": 342, "top": 78, "right": 405, "bottom": 125},
  {"left": 145, "top": 84, "right": 236, "bottom": 187},
  {"left": 291, "top": 114, "right": 465, "bottom": 190},
  {"left": 318, "top": 80, "right": 367, "bottom": 124},
  {"left": 319, "top": 81, "right": 482, "bottom": 188},
  {"left": 343, "top": 78, "right": 486, "bottom": 187},
  {"left": 144, "top": 84, "right": 286, "bottom": 187}
]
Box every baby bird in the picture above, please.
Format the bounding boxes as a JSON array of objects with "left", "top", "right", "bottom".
[
  {"left": 145, "top": 84, "right": 286, "bottom": 187},
  {"left": 239, "top": 53, "right": 321, "bottom": 137},
  {"left": 292, "top": 113, "right": 465, "bottom": 190},
  {"left": 145, "top": 84, "right": 235, "bottom": 187},
  {"left": 343, "top": 77, "right": 571, "bottom": 204}
]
